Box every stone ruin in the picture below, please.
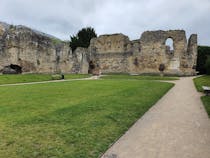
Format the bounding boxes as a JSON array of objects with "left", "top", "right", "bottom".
[
  {"left": 67, "top": 30, "right": 197, "bottom": 76},
  {"left": 0, "top": 22, "right": 197, "bottom": 76}
]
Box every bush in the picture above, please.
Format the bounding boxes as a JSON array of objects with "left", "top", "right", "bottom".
[
  {"left": 70, "top": 27, "right": 97, "bottom": 52},
  {"left": 197, "top": 46, "right": 210, "bottom": 74},
  {"left": 205, "top": 58, "right": 210, "bottom": 75}
]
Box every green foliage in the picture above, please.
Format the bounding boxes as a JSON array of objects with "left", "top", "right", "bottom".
[
  {"left": 0, "top": 80, "right": 173, "bottom": 157},
  {"left": 193, "top": 75, "right": 210, "bottom": 117},
  {"left": 197, "top": 46, "right": 210, "bottom": 74},
  {"left": 9, "top": 24, "right": 16, "bottom": 30},
  {"left": 0, "top": 74, "right": 52, "bottom": 84},
  {"left": 51, "top": 38, "right": 62, "bottom": 46},
  {"left": 205, "top": 57, "right": 210, "bottom": 75},
  {"left": 193, "top": 75, "right": 210, "bottom": 92},
  {"left": 64, "top": 74, "right": 91, "bottom": 79},
  {"left": 69, "top": 36, "right": 78, "bottom": 52},
  {"left": 70, "top": 27, "right": 97, "bottom": 52}
]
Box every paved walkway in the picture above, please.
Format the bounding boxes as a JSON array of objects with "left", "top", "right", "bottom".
[{"left": 102, "top": 77, "right": 210, "bottom": 158}]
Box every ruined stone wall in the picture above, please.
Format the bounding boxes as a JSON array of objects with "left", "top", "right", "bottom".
[
  {"left": 132, "top": 30, "right": 188, "bottom": 75},
  {"left": 88, "top": 34, "right": 132, "bottom": 73},
  {"left": 0, "top": 22, "right": 73, "bottom": 74},
  {"left": 93, "top": 52, "right": 131, "bottom": 73},
  {"left": 71, "top": 47, "right": 89, "bottom": 74},
  {"left": 88, "top": 30, "right": 197, "bottom": 76},
  {"left": 0, "top": 22, "right": 197, "bottom": 76}
]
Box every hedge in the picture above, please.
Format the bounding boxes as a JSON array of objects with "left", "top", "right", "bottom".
[{"left": 196, "top": 46, "right": 210, "bottom": 74}]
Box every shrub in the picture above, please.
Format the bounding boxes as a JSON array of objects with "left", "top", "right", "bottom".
[
  {"left": 197, "top": 46, "right": 210, "bottom": 74},
  {"left": 70, "top": 27, "right": 97, "bottom": 52},
  {"left": 205, "top": 57, "right": 210, "bottom": 75}
]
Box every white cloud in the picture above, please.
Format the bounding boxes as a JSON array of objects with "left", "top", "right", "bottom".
[{"left": 0, "top": 0, "right": 209, "bottom": 45}]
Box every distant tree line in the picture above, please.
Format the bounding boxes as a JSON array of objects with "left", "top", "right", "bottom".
[
  {"left": 197, "top": 46, "right": 210, "bottom": 75},
  {"left": 70, "top": 27, "right": 97, "bottom": 52}
]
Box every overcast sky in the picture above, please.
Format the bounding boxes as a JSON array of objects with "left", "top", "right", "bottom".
[{"left": 0, "top": 0, "right": 209, "bottom": 45}]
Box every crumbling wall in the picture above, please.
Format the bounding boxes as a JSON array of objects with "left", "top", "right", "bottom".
[
  {"left": 131, "top": 30, "right": 189, "bottom": 75},
  {"left": 87, "top": 30, "right": 197, "bottom": 75},
  {"left": 54, "top": 43, "right": 73, "bottom": 73},
  {"left": 71, "top": 47, "right": 89, "bottom": 74},
  {"left": 88, "top": 34, "right": 132, "bottom": 73},
  {"left": 0, "top": 23, "right": 73, "bottom": 74},
  {"left": 0, "top": 22, "right": 197, "bottom": 76},
  {"left": 184, "top": 34, "right": 197, "bottom": 74}
]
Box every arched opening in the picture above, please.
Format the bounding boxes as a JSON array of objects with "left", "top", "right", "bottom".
[
  {"left": 165, "top": 38, "right": 174, "bottom": 54},
  {"left": 1, "top": 64, "right": 22, "bottom": 74},
  {"left": 88, "top": 61, "right": 95, "bottom": 74}
]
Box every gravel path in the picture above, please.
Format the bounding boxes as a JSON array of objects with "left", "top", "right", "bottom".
[{"left": 102, "top": 77, "right": 210, "bottom": 158}]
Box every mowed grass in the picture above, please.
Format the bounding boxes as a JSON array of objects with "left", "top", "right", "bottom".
[
  {"left": 193, "top": 75, "right": 210, "bottom": 117},
  {"left": 193, "top": 75, "right": 210, "bottom": 92},
  {"left": 0, "top": 74, "right": 91, "bottom": 85},
  {"left": 101, "top": 74, "right": 179, "bottom": 80},
  {"left": 0, "top": 79, "right": 173, "bottom": 158},
  {"left": 64, "top": 74, "right": 91, "bottom": 80}
]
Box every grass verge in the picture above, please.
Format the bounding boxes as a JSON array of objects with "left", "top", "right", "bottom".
[
  {"left": 201, "top": 96, "right": 210, "bottom": 117},
  {"left": 0, "top": 74, "right": 91, "bottom": 85},
  {"left": 101, "top": 74, "right": 179, "bottom": 80},
  {"left": 0, "top": 79, "right": 173, "bottom": 158},
  {"left": 193, "top": 75, "right": 210, "bottom": 117},
  {"left": 64, "top": 74, "right": 91, "bottom": 80},
  {"left": 193, "top": 75, "right": 210, "bottom": 92}
]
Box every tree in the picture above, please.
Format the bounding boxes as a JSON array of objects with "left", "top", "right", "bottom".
[
  {"left": 196, "top": 46, "right": 210, "bottom": 74},
  {"left": 205, "top": 57, "right": 210, "bottom": 75},
  {"left": 70, "top": 27, "right": 97, "bottom": 52}
]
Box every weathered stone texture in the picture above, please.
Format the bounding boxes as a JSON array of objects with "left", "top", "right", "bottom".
[
  {"left": 0, "top": 23, "right": 73, "bottom": 74},
  {"left": 88, "top": 34, "right": 132, "bottom": 73},
  {"left": 0, "top": 22, "right": 197, "bottom": 76},
  {"left": 71, "top": 47, "right": 89, "bottom": 74},
  {"left": 88, "top": 30, "right": 197, "bottom": 75},
  {"left": 90, "top": 34, "right": 130, "bottom": 54},
  {"left": 135, "top": 30, "right": 188, "bottom": 75},
  {"left": 94, "top": 52, "right": 131, "bottom": 73}
]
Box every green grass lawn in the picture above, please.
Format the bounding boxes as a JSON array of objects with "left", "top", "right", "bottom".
[
  {"left": 193, "top": 75, "right": 210, "bottom": 92},
  {"left": 0, "top": 74, "right": 91, "bottom": 85},
  {"left": 0, "top": 79, "right": 173, "bottom": 158},
  {"left": 101, "top": 74, "right": 179, "bottom": 80},
  {"left": 64, "top": 74, "right": 91, "bottom": 80},
  {"left": 193, "top": 75, "right": 210, "bottom": 117}
]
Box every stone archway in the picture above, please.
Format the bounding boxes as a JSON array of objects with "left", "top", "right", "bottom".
[
  {"left": 1, "top": 64, "right": 22, "bottom": 74},
  {"left": 165, "top": 37, "right": 180, "bottom": 71},
  {"left": 88, "top": 61, "right": 95, "bottom": 74},
  {"left": 165, "top": 37, "right": 174, "bottom": 54}
]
